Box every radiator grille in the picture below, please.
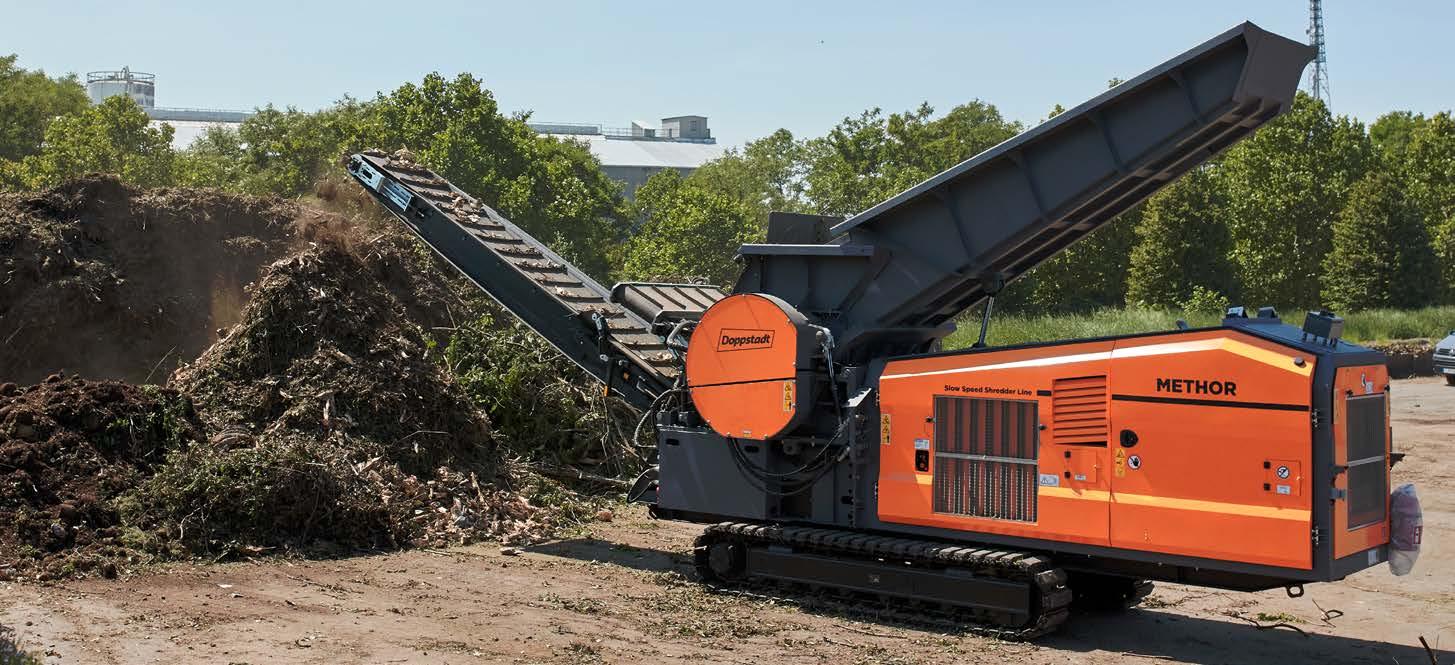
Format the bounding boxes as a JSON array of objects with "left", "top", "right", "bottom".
[
  {"left": 932, "top": 396, "right": 1039, "bottom": 522},
  {"left": 1051, "top": 375, "right": 1108, "bottom": 446},
  {"left": 1345, "top": 394, "right": 1388, "bottom": 529}
]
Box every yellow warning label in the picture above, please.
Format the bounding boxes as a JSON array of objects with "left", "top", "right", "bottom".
[
  {"left": 1114, "top": 448, "right": 1126, "bottom": 478},
  {"left": 782, "top": 381, "right": 795, "bottom": 412},
  {"left": 880, "top": 413, "right": 892, "bottom": 446}
]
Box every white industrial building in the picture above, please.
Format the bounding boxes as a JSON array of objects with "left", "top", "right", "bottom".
[
  {"left": 530, "top": 115, "right": 724, "bottom": 197},
  {"left": 86, "top": 68, "right": 252, "bottom": 147},
  {"left": 88, "top": 68, "right": 722, "bottom": 197}
]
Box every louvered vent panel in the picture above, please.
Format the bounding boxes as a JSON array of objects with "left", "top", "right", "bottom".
[
  {"left": 1345, "top": 394, "right": 1388, "bottom": 529},
  {"left": 1052, "top": 375, "right": 1108, "bottom": 446}
]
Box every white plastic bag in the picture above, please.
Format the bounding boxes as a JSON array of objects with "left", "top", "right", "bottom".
[{"left": 1388, "top": 483, "right": 1422, "bottom": 576}]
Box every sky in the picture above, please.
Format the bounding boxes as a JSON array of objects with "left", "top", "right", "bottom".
[{"left": 3, "top": 1, "right": 1450, "bottom": 149}]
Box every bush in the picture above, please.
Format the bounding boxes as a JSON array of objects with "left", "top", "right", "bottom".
[
  {"left": 444, "top": 311, "right": 646, "bottom": 477},
  {"left": 1339, "top": 306, "right": 1455, "bottom": 342},
  {"left": 1182, "top": 285, "right": 1232, "bottom": 317}
]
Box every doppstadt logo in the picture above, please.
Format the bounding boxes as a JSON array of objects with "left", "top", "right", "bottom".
[{"left": 717, "top": 328, "right": 775, "bottom": 351}]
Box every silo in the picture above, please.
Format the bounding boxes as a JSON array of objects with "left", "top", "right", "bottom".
[{"left": 85, "top": 67, "right": 156, "bottom": 109}]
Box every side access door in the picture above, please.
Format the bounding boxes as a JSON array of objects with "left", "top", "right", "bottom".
[{"left": 1106, "top": 331, "right": 1315, "bottom": 570}]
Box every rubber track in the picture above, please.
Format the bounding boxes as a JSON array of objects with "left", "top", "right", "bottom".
[{"left": 693, "top": 522, "right": 1073, "bottom": 639}]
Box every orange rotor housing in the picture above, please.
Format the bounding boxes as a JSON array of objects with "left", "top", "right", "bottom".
[{"left": 685, "top": 293, "right": 818, "bottom": 440}]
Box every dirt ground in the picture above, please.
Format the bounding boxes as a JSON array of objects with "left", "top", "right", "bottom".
[{"left": 1, "top": 377, "right": 1450, "bottom": 665}]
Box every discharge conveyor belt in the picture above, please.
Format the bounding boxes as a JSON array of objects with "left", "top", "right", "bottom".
[{"left": 346, "top": 152, "right": 675, "bottom": 410}]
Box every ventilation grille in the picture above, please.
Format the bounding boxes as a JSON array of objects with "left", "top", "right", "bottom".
[
  {"left": 1346, "top": 394, "right": 1388, "bottom": 529},
  {"left": 1052, "top": 375, "right": 1108, "bottom": 446},
  {"left": 932, "top": 396, "right": 1039, "bottom": 523}
]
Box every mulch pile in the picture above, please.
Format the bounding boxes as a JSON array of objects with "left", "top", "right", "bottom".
[
  {"left": 0, "top": 177, "right": 560, "bottom": 581},
  {"left": 146, "top": 243, "right": 548, "bottom": 555},
  {"left": 1367, "top": 339, "right": 1436, "bottom": 378},
  {"left": 0, "top": 376, "right": 201, "bottom": 581},
  {"left": 174, "top": 243, "right": 490, "bottom": 471},
  {"left": 0, "top": 176, "right": 315, "bottom": 385}
]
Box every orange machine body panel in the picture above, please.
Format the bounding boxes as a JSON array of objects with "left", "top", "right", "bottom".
[
  {"left": 878, "top": 329, "right": 1319, "bottom": 569},
  {"left": 1331, "top": 364, "right": 1391, "bottom": 559},
  {"left": 686, "top": 293, "right": 814, "bottom": 440}
]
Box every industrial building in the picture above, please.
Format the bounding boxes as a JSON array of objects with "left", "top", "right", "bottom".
[
  {"left": 529, "top": 116, "right": 724, "bottom": 197},
  {"left": 87, "top": 68, "right": 722, "bottom": 196},
  {"left": 86, "top": 68, "right": 253, "bottom": 147}
]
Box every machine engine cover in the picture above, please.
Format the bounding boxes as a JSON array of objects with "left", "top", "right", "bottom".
[{"left": 686, "top": 293, "right": 818, "bottom": 440}]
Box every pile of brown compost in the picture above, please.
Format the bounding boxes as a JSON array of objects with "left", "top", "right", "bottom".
[
  {"left": 0, "top": 177, "right": 562, "bottom": 579},
  {"left": 0, "top": 176, "right": 311, "bottom": 384},
  {"left": 0, "top": 376, "right": 201, "bottom": 581}
]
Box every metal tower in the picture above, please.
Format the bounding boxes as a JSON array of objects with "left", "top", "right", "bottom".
[{"left": 1306, "top": 0, "right": 1330, "bottom": 103}]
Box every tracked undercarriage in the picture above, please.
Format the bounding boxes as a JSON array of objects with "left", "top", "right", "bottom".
[{"left": 693, "top": 523, "right": 1089, "bottom": 638}]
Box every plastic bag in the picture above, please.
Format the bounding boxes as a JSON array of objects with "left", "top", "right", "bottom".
[{"left": 1388, "top": 483, "right": 1422, "bottom": 576}]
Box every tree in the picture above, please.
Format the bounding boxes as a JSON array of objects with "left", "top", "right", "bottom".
[
  {"left": 229, "top": 101, "right": 367, "bottom": 196},
  {"left": 1126, "top": 167, "right": 1238, "bottom": 309},
  {"left": 1380, "top": 112, "right": 1455, "bottom": 300},
  {"left": 354, "top": 73, "right": 626, "bottom": 278},
  {"left": 175, "top": 124, "right": 247, "bottom": 189},
  {"left": 1369, "top": 111, "right": 1426, "bottom": 165},
  {"left": 688, "top": 128, "right": 809, "bottom": 223},
  {"left": 1009, "top": 93, "right": 1138, "bottom": 314},
  {"left": 1217, "top": 93, "right": 1372, "bottom": 309},
  {"left": 1322, "top": 173, "right": 1437, "bottom": 311},
  {"left": 619, "top": 170, "right": 760, "bottom": 286},
  {"left": 1017, "top": 209, "right": 1142, "bottom": 313},
  {"left": 1404, "top": 112, "right": 1455, "bottom": 232},
  {"left": 12, "top": 95, "right": 175, "bottom": 188},
  {"left": 0, "top": 55, "right": 89, "bottom": 163},
  {"left": 802, "top": 101, "right": 1022, "bottom": 216},
  {"left": 1434, "top": 219, "right": 1455, "bottom": 304}
]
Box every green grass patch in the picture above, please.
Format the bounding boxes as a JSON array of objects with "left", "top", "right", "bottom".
[
  {"left": 945, "top": 306, "right": 1455, "bottom": 349},
  {"left": 1340, "top": 306, "right": 1455, "bottom": 343}
]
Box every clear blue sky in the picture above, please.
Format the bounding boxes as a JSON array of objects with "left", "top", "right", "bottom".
[{"left": 4, "top": 1, "right": 1448, "bottom": 148}]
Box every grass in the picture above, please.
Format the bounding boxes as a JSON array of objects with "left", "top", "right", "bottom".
[{"left": 945, "top": 305, "right": 1455, "bottom": 349}]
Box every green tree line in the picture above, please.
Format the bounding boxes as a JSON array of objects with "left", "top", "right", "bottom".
[
  {"left": 4, "top": 54, "right": 1454, "bottom": 314},
  {"left": 0, "top": 59, "right": 625, "bottom": 278}
]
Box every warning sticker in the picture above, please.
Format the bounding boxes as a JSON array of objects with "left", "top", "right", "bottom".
[
  {"left": 1114, "top": 448, "right": 1127, "bottom": 478},
  {"left": 880, "top": 413, "right": 892, "bottom": 446},
  {"left": 782, "top": 381, "right": 795, "bottom": 412}
]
